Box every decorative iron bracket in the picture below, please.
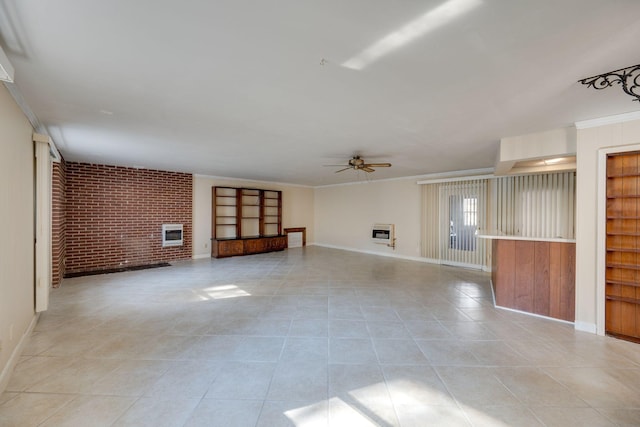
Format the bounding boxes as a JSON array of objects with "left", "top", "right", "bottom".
[{"left": 579, "top": 64, "right": 640, "bottom": 102}]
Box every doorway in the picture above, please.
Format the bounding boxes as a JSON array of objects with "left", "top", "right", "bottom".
[{"left": 438, "top": 181, "right": 486, "bottom": 269}]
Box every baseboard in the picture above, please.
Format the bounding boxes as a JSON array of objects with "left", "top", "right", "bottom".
[
  {"left": 0, "top": 313, "right": 39, "bottom": 394},
  {"left": 574, "top": 321, "right": 597, "bottom": 334},
  {"left": 494, "top": 305, "right": 574, "bottom": 326},
  {"left": 313, "top": 243, "right": 433, "bottom": 263},
  {"left": 312, "top": 243, "right": 493, "bottom": 272},
  {"left": 192, "top": 253, "right": 211, "bottom": 260}
]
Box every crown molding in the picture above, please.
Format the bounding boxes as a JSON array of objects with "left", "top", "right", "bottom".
[{"left": 575, "top": 110, "right": 640, "bottom": 129}]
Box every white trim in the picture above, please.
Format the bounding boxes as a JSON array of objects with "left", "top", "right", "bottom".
[
  {"left": 417, "top": 174, "right": 494, "bottom": 185},
  {"left": 313, "top": 243, "right": 485, "bottom": 270},
  {"left": 574, "top": 321, "right": 597, "bottom": 334},
  {"left": 192, "top": 253, "right": 211, "bottom": 260},
  {"left": 595, "top": 143, "right": 640, "bottom": 336},
  {"left": 494, "top": 305, "right": 575, "bottom": 326},
  {"left": 489, "top": 280, "right": 497, "bottom": 306},
  {"left": 575, "top": 111, "right": 640, "bottom": 130},
  {"left": 194, "top": 173, "right": 313, "bottom": 188},
  {"left": 314, "top": 167, "right": 495, "bottom": 189},
  {"left": 33, "top": 133, "right": 61, "bottom": 163},
  {"left": 477, "top": 233, "right": 576, "bottom": 243},
  {"left": 596, "top": 148, "right": 607, "bottom": 336},
  {"left": 313, "top": 243, "right": 436, "bottom": 263},
  {"left": 0, "top": 314, "right": 38, "bottom": 393},
  {"left": 414, "top": 167, "right": 495, "bottom": 181},
  {"left": 314, "top": 175, "right": 420, "bottom": 189},
  {"left": 440, "top": 260, "right": 484, "bottom": 271},
  {"left": 34, "top": 140, "right": 52, "bottom": 313}
]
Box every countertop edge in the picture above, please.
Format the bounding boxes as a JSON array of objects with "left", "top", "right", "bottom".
[{"left": 477, "top": 233, "right": 576, "bottom": 243}]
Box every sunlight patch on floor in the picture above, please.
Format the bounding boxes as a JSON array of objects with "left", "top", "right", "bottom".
[{"left": 192, "top": 284, "right": 251, "bottom": 300}]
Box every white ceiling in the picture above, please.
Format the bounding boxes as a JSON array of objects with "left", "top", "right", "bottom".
[{"left": 2, "top": 0, "right": 640, "bottom": 186}]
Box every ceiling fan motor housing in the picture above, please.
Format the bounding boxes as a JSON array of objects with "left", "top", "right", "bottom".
[{"left": 349, "top": 156, "right": 365, "bottom": 168}]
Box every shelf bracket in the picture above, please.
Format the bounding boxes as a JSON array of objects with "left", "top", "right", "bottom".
[{"left": 579, "top": 64, "right": 640, "bottom": 102}]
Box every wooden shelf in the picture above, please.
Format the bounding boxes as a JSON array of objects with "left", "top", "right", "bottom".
[
  {"left": 608, "top": 172, "right": 640, "bottom": 178},
  {"left": 607, "top": 194, "right": 640, "bottom": 199},
  {"left": 606, "top": 263, "right": 640, "bottom": 271},
  {"left": 606, "top": 231, "right": 640, "bottom": 236},
  {"left": 606, "top": 279, "right": 640, "bottom": 288},
  {"left": 212, "top": 186, "right": 283, "bottom": 258},
  {"left": 607, "top": 247, "right": 640, "bottom": 253},
  {"left": 606, "top": 295, "right": 640, "bottom": 305}
]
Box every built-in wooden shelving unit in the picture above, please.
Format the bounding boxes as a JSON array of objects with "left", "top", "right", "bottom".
[
  {"left": 211, "top": 186, "right": 285, "bottom": 258},
  {"left": 605, "top": 151, "right": 640, "bottom": 343}
]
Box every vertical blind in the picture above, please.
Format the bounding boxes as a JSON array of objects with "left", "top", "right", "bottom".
[
  {"left": 491, "top": 172, "right": 575, "bottom": 239},
  {"left": 421, "top": 184, "right": 439, "bottom": 260},
  {"left": 421, "top": 171, "right": 576, "bottom": 269},
  {"left": 421, "top": 179, "right": 487, "bottom": 269}
]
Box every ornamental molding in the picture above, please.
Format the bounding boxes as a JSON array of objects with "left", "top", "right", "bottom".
[{"left": 579, "top": 64, "right": 640, "bottom": 102}]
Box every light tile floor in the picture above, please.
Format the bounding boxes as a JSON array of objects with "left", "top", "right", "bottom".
[{"left": 1, "top": 246, "right": 640, "bottom": 426}]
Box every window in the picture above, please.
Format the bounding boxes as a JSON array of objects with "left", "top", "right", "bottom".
[{"left": 463, "top": 197, "right": 477, "bottom": 226}]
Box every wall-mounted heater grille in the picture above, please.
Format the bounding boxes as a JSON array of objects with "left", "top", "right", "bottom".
[
  {"left": 371, "top": 224, "right": 394, "bottom": 245},
  {"left": 162, "top": 224, "right": 183, "bottom": 247}
]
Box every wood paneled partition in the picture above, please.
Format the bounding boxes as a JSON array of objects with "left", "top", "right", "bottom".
[
  {"left": 606, "top": 152, "right": 640, "bottom": 343},
  {"left": 492, "top": 239, "right": 575, "bottom": 322}
]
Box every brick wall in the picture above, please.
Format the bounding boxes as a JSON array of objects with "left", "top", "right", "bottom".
[
  {"left": 52, "top": 159, "right": 67, "bottom": 287},
  {"left": 65, "top": 163, "right": 192, "bottom": 275}
]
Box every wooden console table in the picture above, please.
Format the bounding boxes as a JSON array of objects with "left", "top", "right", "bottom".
[{"left": 284, "top": 227, "right": 306, "bottom": 247}]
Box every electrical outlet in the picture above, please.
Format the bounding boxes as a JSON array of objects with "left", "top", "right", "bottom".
[{"left": 204, "top": 243, "right": 208, "bottom": 249}]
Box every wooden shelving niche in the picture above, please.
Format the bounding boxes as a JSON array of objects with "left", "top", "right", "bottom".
[
  {"left": 211, "top": 186, "right": 285, "bottom": 258},
  {"left": 605, "top": 152, "right": 640, "bottom": 343}
]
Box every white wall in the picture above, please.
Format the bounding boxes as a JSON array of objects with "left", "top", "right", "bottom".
[
  {"left": 192, "top": 175, "right": 315, "bottom": 258},
  {"left": 575, "top": 116, "right": 640, "bottom": 333},
  {"left": 0, "top": 84, "right": 36, "bottom": 392},
  {"left": 314, "top": 178, "right": 422, "bottom": 259}
]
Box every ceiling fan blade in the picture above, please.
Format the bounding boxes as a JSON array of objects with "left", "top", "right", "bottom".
[
  {"left": 334, "top": 167, "right": 352, "bottom": 173},
  {"left": 362, "top": 167, "right": 375, "bottom": 173},
  {"left": 363, "top": 163, "right": 392, "bottom": 167},
  {"left": 323, "top": 164, "right": 349, "bottom": 167}
]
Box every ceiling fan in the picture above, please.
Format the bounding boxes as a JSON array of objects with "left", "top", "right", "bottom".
[{"left": 325, "top": 155, "right": 392, "bottom": 173}]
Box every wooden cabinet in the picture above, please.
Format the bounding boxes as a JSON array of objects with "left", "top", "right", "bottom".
[
  {"left": 211, "top": 236, "right": 286, "bottom": 258},
  {"left": 211, "top": 186, "right": 285, "bottom": 258},
  {"left": 212, "top": 239, "right": 244, "bottom": 258}
]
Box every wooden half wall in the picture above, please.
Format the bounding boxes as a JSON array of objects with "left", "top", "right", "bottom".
[{"left": 492, "top": 239, "right": 575, "bottom": 322}]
